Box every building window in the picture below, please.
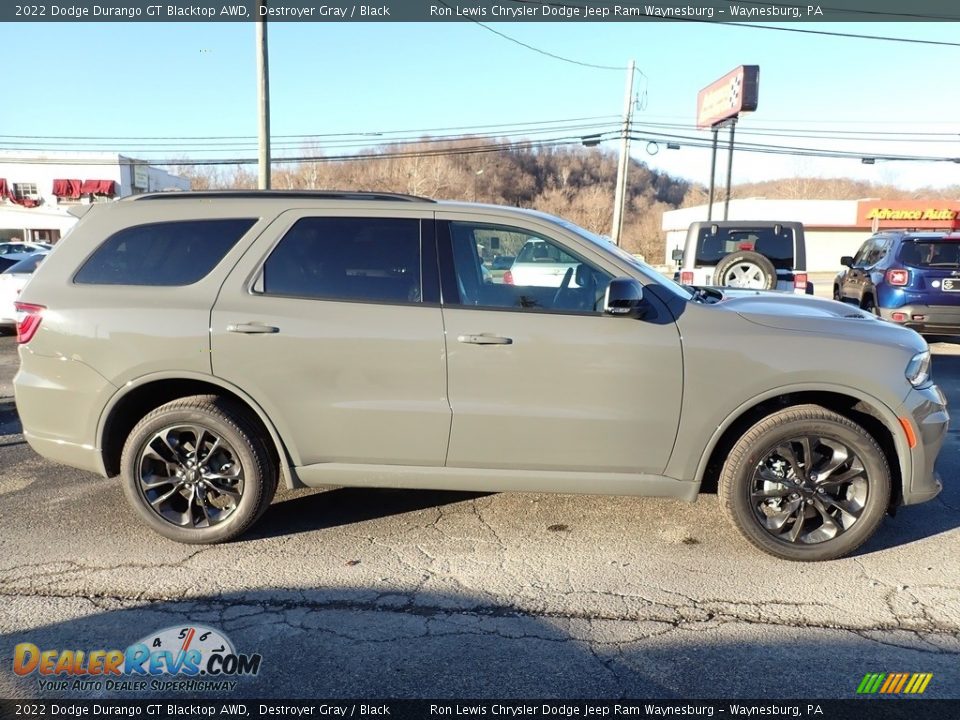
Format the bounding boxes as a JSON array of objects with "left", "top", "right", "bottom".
[{"left": 13, "top": 183, "right": 38, "bottom": 200}]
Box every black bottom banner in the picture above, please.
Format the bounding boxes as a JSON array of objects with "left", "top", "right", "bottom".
[{"left": 1, "top": 700, "right": 958, "bottom": 720}]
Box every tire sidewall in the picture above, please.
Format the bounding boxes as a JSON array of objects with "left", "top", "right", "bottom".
[
  {"left": 726, "top": 416, "right": 891, "bottom": 561},
  {"left": 120, "top": 406, "right": 265, "bottom": 544}
]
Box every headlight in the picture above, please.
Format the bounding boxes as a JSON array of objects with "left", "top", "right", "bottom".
[{"left": 906, "top": 350, "right": 931, "bottom": 387}]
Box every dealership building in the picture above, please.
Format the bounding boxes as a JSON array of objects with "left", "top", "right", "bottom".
[
  {"left": 0, "top": 151, "right": 190, "bottom": 244},
  {"left": 661, "top": 198, "right": 960, "bottom": 271}
]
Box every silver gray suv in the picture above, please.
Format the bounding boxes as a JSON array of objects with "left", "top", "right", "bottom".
[{"left": 13, "top": 192, "right": 946, "bottom": 560}]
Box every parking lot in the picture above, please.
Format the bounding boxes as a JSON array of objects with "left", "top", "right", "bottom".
[{"left": 0, "top": 325, "right": 958, "bottom": 700}]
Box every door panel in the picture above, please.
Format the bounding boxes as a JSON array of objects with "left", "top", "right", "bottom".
[
  {"left": 210, "top": 210, "right": 450, "bottom": 467},
  {"left": 442, "top": 308, "right": 683, "bottom": 474}
]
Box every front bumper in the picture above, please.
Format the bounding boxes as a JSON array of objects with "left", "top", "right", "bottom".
[
  {"left": 880, "top": 304, "right": 960, "bottom": 335},
  {"left": 899, "top": 383, "right": 948, "bottom": 505}
]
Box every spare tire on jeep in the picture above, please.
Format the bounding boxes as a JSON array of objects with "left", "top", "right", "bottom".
[{"left": 713, "top": 251, "right": 777, "bottom": 290}]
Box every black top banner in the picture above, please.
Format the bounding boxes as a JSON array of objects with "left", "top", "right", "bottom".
[
  {"left": 1, "top": 700, "right": 958, "bottom": 720},
  {"left": 2, "top": 0, "right": 959, "bottom": 23}
]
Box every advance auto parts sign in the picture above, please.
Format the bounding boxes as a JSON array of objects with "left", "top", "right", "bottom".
[
  {"left": 696, "top": 65, "right": 759, "bottom": 129},
  {"left": 857, "top": 200, "right": 960, "bottom": 230}
]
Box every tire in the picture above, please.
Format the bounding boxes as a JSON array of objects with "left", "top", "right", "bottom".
[
  {"left": 120, "top": 395, "right": 278, "bottom": 544},
  {"left": 719, "top": 404, "right": 891, "bottom": 561},
  {"left": 832, "top": 285, "right": 841, "bottom": 302},
  {"left": 862, "top": 296, "right": 880, "bottom": 317},
  {"left": 713, "top": 251, "right": 777, "bottom": 290}
]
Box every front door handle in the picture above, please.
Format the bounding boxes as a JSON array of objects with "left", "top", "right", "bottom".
[
  {"left": 458, "top": 334, "right": 512, "bottom": 345},
  {"left": 227, "top": 322, "right": 280, "bottom": 334}
]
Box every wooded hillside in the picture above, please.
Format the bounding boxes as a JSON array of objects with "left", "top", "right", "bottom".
[{"left": 169, "top": 138, "right": 959, "bottom": 262}]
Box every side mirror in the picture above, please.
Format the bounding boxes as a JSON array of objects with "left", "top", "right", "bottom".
[
  {"left": 671, "top": 248, "right": 684, "bottom": 263},
  {"left": 604, "top": 277, "right": 648, "bottom": 319},
  {"left": 840, "top": 256, "right": 854, "bottom": 268}
]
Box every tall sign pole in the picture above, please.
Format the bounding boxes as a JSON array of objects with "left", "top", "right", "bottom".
[
  {"left": 256, "top": 4, "right": 271, "bottom": 190},
  {"left": 723, "top": 118, "right": 737, "bottom": 220},
  {"left": 610, "top": 59, "right": 635, "bottom": 246}
]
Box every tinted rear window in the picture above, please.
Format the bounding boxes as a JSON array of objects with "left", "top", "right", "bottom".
[
  {"left": 74, "top": 219, "right": 255, "bottom": 286},
  {"left": 696, "top": 227, "right": 794, "bottom": 269},
  {"left": 899, "top": 240, "right": 960, "bottom": 268},
  {"left": 262, "top": 217, "right": 422, "bottom": 304}
]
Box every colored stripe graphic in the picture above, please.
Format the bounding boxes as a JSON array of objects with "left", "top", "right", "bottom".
[{"left": 857, "top": 672, "right": 932, "bottom": 694}]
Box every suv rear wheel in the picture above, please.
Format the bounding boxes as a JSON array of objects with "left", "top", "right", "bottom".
[
  {"left": 120, "top": 395, "right": 278, "bottom": 544},
  {"left": 713, "top": 251, "right": 777, "bottom": 290},
  {"left": 719, "top": 405, "right": 890, "bottom": 561}
]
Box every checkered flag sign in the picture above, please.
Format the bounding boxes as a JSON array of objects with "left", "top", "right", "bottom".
[{"left": 729, "top": 76, "right": 742, "bottom": 109}]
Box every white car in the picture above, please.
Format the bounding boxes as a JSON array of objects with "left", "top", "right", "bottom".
[
  {"left": 0, "top": 252, "right": 47, "bottom": 327},
  {"left": 0, "top": 241, "right": 52, "bottom": 257},
  {"left": 505, "top": 239, "right": 580, "bottom": 287}
]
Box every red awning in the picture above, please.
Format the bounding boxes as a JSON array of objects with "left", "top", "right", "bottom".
[
  {"left": 53, "top": 179, "right": 82, "bottom": 198},
  {"left": 80, "top": 179, "right": 115, "bottom": 195}
]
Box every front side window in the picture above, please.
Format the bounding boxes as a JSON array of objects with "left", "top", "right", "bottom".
[
  {"left": 447, "top": 221, "right": 611, "bottom": 313},
  {"left": 261, "top": 217, "right": 422, "bottom": 304},
  {"left": 74, "top": 219, "right": 255, "bottom": 286}
]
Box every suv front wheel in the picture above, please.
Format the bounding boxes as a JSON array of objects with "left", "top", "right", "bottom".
[
  {"left": 120, "top": 395, "right": 278, "bottom": 544},
  {"left": 719, "top": 405, "right": 891, "bottom": 561}
]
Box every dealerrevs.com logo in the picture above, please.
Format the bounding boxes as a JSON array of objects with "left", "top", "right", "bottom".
[{"left": 13, "top": 625, "right": 262, "bottom": 692}]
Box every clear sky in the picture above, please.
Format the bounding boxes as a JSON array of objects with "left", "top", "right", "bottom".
[{"left": 5, "top": 19, "right": 960, "bottom": 190}]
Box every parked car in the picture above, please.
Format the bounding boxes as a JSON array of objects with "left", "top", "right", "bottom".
[
  {"left": 504, "top": 238, "right": 581, "bottom": 287},
  {"left": 0, "top": 251, "right": 43, "bottom": 274},
  {"left": 12, "top": 191, "right": 945, "bottom": 561},
  {"left": 834, "top": 231, "right": 960, "bottom": 336},
  {"left": 0, "top": 241, "right": 52, "bottom": 256},
  {"left": 674, "top": 221, "right": 811, "bottom": 294},
  {"left": 486, "top": 254, "right": 516, "bottom": 282},
  {"left": 0, "top": 252, "right": 48, "bottom": 328}
]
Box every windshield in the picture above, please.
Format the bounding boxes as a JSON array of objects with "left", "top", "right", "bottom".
[{"left": 542, "top": 213, "right": 694, "bottom": 301}]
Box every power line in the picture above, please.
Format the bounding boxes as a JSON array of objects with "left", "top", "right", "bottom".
[
  {"left": 0, "top": 123, "right": 623, "bottom": 155},
  {"left": 0, "top": 115, "right": 621, "bottom": 142},
  {"left": 468, "top": 20, "right": 635, "bottom": 72}
]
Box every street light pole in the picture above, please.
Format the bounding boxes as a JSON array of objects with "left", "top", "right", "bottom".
[
  {"left": 610, "top": 59, "right": 635, "bottom": 246},
  {"left": 256, "top": 4, "right": 271, "bottom": 190}
]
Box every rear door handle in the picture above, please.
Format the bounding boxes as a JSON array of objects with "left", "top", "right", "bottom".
[
  {"left": 457, "top": 334, "right": 512, "bottom": 345},
  {"left": 227, "top": 323, "right": 279, "bottom": 334}
]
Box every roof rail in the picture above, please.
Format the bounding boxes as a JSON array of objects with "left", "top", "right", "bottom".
[{"left": 128, "top": 190, "right": 435, "bottom": 203}]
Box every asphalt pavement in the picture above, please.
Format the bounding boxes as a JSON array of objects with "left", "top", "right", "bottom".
[{"left": 0, "top": 324, "right": 957, "bottom": 701}]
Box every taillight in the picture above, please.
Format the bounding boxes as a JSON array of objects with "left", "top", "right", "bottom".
[
  {"left": 886, "top": 269, "right": 909, "bottom": 286},
  {"left": 13, "top": 302, "right": 44, "bottom": 344},
  {"left": 793, "top": 272, "right": 808, "bottom": 291},
  {"left": 502, "top": 270, "right": 514, "bottom": 285},
  {"left": 680, "top": 271, "right": 694, "bottom": 284}
]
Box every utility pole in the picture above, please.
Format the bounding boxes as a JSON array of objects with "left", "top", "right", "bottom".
[
  {"left": 256, "top": 4, "right": 271, "bottom": 189},
  {"left": 610, "top": 59, "right": 635, "bottom": 246}
]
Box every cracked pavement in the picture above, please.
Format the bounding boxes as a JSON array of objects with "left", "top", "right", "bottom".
[{"left": 0, "top": 333, "right": 958, "bottom": 699}]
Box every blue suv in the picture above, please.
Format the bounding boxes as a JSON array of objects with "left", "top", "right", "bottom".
[{"left": 834, "top": 231, "right": 960, "bottom": 335}]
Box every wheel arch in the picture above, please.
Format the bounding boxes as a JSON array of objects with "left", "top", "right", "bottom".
[
  {"left": 695, "top": 387, "right": 905, "bottom": 509},
  {"left": 97, "top": 372, "right": 301, "bottom": 489}
]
